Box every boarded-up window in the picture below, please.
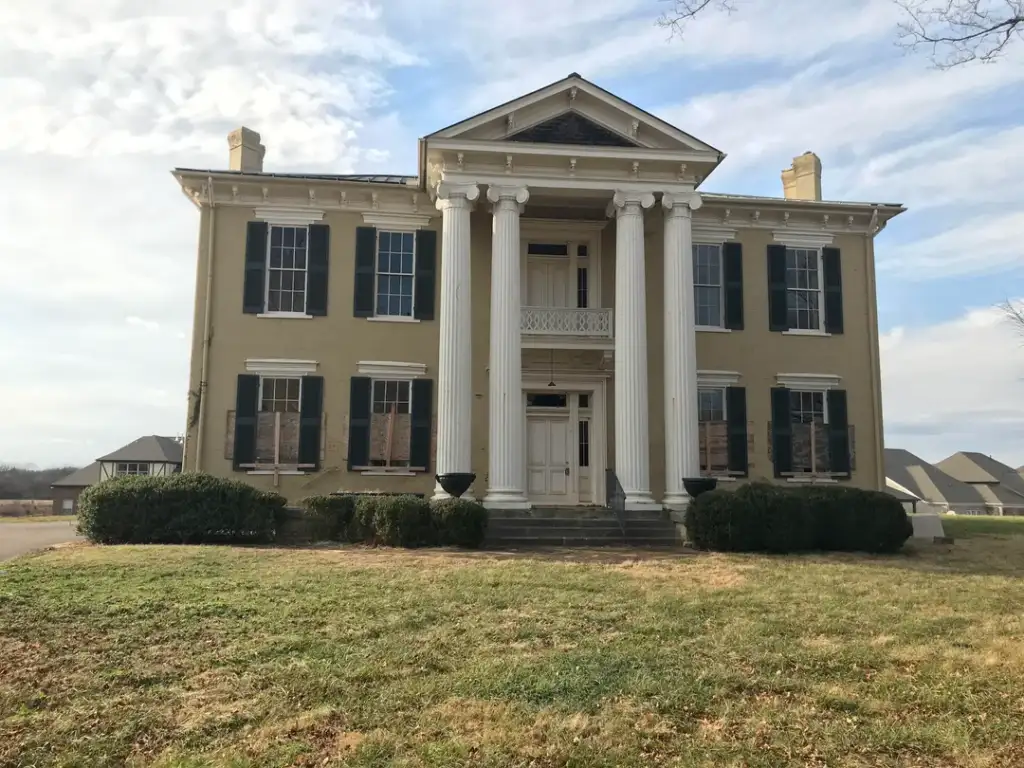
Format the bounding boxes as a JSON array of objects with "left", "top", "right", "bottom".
[{"left": 369, "top": 379, "right": 412, "bottom": 467}]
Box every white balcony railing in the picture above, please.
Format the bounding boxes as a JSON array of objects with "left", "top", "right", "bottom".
[{"left": 520, "top": 306, "right": 613, "bottom": 338}]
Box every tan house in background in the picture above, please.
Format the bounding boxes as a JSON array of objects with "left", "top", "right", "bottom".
[{"left": 172, "top": 74, "right": 903, "bottom": 510}]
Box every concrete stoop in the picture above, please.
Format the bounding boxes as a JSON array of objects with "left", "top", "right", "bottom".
[{"left": 485, "top": 506, "right": 680, "bottom": 547}]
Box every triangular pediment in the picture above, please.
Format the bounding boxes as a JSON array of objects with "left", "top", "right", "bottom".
[
  {"left": 507, "top": 111, "right": 639, "bottom": 148},
  {"left": 425, "top": 73, "right": 722, "bottom": 155}
]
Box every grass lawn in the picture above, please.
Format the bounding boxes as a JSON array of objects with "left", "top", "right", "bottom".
[
  {"left": 2, "top": 525, "right": 1023, "bottom": 767},
  {"left": 0, "top": 515, "right": 76, "bottom": 524},
  {"left": 940, "top": 513, "right": 1024, "bottom": 540}
]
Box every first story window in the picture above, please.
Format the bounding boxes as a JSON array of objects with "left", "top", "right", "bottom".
[
  {"left": 697, "top": 387, "right": 729, "bottom": 475},
  {"left": 789, "top": 389, "right": 830, "bottom": 474},
  {"left": 376, "top": 230, "right": 415, "bottom": 317},
  {"left": 786, "top": 247, "right": 822, "bottom": 331},
  {"left": 256, "top": 376, "right": 302, "bottom": 464},
  {"left": 260, "top": 377, "right": 301, "bottom": 413},
  {"left": 266, "top": 225, "right": 308, "bottom": 313},
  {"left": 369, "top": 379, "right": 413, "bottom": 467},
  {"left": 116, "top": 463, "right": 149, "bottom": 476},
  {"left": 62, "top": 499, "right": 74, "bottom": 512},
  {"left": 693, "top": 243, "right": 723, "bottom": 327}
]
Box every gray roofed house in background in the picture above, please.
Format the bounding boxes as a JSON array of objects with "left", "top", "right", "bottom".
[
  {"left": 936, "top": 452, "right": 1024, "bottom": 514},
  {"left": 50, "top": 462, "right": 101, "bottom": 488},
  {"left": 884, "top": 448, "right": 990, "bottom": 514},
  {"left": 97, "top": 435, "right": 183, "bottom": 464}
]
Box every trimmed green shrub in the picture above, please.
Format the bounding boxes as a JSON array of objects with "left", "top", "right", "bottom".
[
  {"left": 684, "top": 483, "right": 912, "bottom": 554},
  {"left": 355, "top": 494, "right": 436, "bottom": 547},
  {"left": 77, "top": 473, "right": 285, "bottom": 545},
  {"left": 430, "top": 498, "right": 488, "bottom": 548},
  {"left": 298, "top": 495, "right": 356, "bottom": 542}
]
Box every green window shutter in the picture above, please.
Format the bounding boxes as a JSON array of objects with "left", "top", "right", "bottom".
[
  {"left": 822, "top": 247, "right": 844, "bottom": 334},
  {"left": 233, "top": 374, "right": 260, "bottom": 469},
  {"left": 410, "top": 378, "right": 434, "bottom": 470},
  {"left": 767, "top": 244, "right": 789, "bottom": 332},
  {"left": 347, "top": 377, "right": 372, "bottom": 470},
  {"left": 722, "top": 242, "right": 744, "bottom": 330},
  {"left": 726, "top": 386, "right": 748, "bottom": 475},
  {"left": 298, "top": 376, "right": 324, "bottom": 469},
  {"left": 353, "top": 227, "right": 377, "bottom": 317},
  {"left": 770, "top": 387, "right": 793, "bottom": 476},
  {"left": 414, "top": 229, "right": 437, "bottom": 321},
  {"left": 243, "top": 222, "right": 268, "bottom": 314},
  {"left": 827, "top": 388, "right": 851, "bottom": 476},
  {"left": 306, "top": 225, "right": 330, "bottom": 316}
]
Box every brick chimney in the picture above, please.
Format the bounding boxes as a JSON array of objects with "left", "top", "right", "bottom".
[
  {"left": 781, "top": 151, "right": 822, "bottom": 201},
  {"left": 228, "top": 127, "right": 265, "bottom": 173}
]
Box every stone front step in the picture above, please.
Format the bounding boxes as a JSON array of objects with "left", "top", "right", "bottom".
[{"left": 485, "top": 507, "right": 680, "bottom": 547}]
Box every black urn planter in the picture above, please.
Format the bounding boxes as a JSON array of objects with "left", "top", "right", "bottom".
[
  {"left": 683, "top": 476, "right": 718, "bottom": 499},
  {"left": 435, "top": 472, "right": 476, "bottom": 499}
]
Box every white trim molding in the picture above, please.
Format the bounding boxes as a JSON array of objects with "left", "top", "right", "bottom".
[
  {"left": 361, "top": 212, "right": 435, "bottom": 230},
  {"left": 245, "top": 358, "right": 318, "bottom": 376},
  {"left": 366, "top": 316, "right": 421, "bottom": 324},
  {"left": 697, "top": 370, "right": 742, "bottom": 387},
  {"left": 691, "top": 222, "right": 738, "bottom": 243},
  {"left": 357, "top": 360, "right": 427, "bottom": 379},
  {"left": 257, "top": 312, "right": 313, "bottom": 320},
  {"left": 254, "top": 207, "right": 325, "bottom": 226},
  {"left": 776, "top": 372, "right": 841, "bottom": 391},
  {"left": 772, "top": 229, "right": 834, "bottom": 249}
]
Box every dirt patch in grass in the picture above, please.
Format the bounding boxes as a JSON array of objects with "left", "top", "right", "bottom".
[{"left": 2, "top": 540, "right": 1024, "bottom": 767}]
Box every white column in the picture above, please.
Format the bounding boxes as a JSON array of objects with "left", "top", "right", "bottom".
[
  {"left": 433, "top": 182, "right": 479, "bottom": 499},
  {"left": 662, "top": 192, "right": 703, "bottom": 510},
  {"left": 484, "top": 185, "right": 531, "bottom": 509},
  {"left": 607, "top": 190, "right": 659, "bottom": 511}
]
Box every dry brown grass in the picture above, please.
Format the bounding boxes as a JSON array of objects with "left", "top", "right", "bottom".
[{"left": 0, "top": 499, "right": 51, "bottom": 518}]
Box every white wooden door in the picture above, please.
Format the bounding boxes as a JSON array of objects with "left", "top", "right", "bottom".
[
  {"left": 526, "top": 416, "right": 573, "bottom": 503},
  {"left": 526, "top": 259, "right": 571, "bottom": 307}
]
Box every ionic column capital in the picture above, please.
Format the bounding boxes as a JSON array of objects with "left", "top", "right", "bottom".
[
  {"left": 486, "top": 185, "right": 529, "bottom": 205},
  {"left": 607, "top": 190, "right": 656, "bottom": 218},
  {"left": 662, "top": 191, "right": 703, "bottom": 217},
  {"left": 435, "top": 182, "right": 480, "bottom": 211}
]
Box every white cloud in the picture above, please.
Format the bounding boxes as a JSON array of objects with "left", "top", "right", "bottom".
[
  {"left": 881, "top": 303, "right": 1024, "bottom": 467},
  {"left": 879, "top": 211, "right": 1024, "bottom": 278}
]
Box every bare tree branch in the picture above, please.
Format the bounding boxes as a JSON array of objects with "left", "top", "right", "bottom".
[
  {"left": 656, "top": 0, "right": 737, "bottom": 36},
  {"left": 1002, "top": 299, "right": 1024, "bottom": 338},
  {"left": 656, "top": 0, "right": 1023, "bottom": 68},
  {"left": 894, "top": 0, "right": 1024, "bottom": 67}
]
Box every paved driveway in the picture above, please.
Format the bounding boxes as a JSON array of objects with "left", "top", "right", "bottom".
[{"left": 0, "top": 522, "right": 82, "bottom": 562}]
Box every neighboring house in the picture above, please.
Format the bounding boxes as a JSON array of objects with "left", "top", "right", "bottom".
[
  {"left": 936, "top": 452, "right": 1024, "bottom": 516},
  {"left": 49, "top": 436, "right": 184, "bottom": 514},
  {"left": 172, "top": 73, "right": 904, "bottom": 510},
  {"left": 886, "top": 448, "right": 996, "bottom": 516}
]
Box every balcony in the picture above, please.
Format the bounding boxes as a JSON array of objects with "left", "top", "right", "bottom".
[{"left": 520, "top": 306, "right": 613, "bottom": 339}]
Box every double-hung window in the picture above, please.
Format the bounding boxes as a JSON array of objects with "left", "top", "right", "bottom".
[
  {"left": 785, "top": 247, "right": 823, "bottom": 331},
  {"left": 375, "top": 231, "right": 415, "bottom": 318},
  {"left": 256, "top": 376, "right": 302, "bottom": 464},
  {"left": 697, "top": 387, "right": 728, "bottom": 474},
  {"left": 693, "top": 244, "right": 723, "bottom": 328},
  {"left": 369, "top": 379, "right": 413, "bottom": 467},
  {"left": 789, "top": 389, "right": 830, "bottom": 474},
  {"left": 266, "top": 225, "right": 308, "bottom": 314}
]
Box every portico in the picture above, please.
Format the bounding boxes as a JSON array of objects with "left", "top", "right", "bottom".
[{"left": 422, "top": 74, "right": 724, "bottom": 511}]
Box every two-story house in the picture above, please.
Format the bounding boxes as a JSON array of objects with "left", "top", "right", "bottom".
[{"left": 172, "top": 74, "right": 903, "bottom": 511}]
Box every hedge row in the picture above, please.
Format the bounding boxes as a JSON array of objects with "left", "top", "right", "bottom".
[
  {"left": 299, "top": 494, "right": 487, "bottom": 548},
  {"left": 683, "top": 482, "right": 912, "bottom": 554},
  {"left": 77, "top": 474, "right": 488, "bottom": 549},
  {"left": 77, "top": 474, "right": 285, "bottom": 544}
]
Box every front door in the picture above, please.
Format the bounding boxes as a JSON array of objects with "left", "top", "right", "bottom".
[{"left": 526, "top": 415, "right": 573, "bottom": 504}]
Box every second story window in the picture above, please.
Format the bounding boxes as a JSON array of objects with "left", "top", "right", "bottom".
[
  {"left": 266, "top": 226, "right": 308, "bottom": 314},
  {"left": 376, "top": 231, "right": 415, "bottom": 317},
  {"left": 693, "top": 244, "right": 723, "bottom": 328},
  {"left": 785, "top": 247, "right": 822, "bottom": 331},
  {"left": 116, "top": 462, "right": 150, "bottom": 476}
]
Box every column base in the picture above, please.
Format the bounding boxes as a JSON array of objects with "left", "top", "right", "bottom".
[
  {"left": 624, "top": 492, "right": 663, "bottom": 512},
  {"left": 483, "top": 490, "right": 532, "bottom": 511},
  {"left": 661, "top": 492, "right": 692, "bottom": 512}
]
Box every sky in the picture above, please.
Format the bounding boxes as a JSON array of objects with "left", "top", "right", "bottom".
[{"left": 1, "top": 0, "right": 1022, "bottom": 470}]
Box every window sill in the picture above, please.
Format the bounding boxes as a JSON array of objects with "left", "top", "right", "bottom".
[
  {"left": 782, "top": 329, "right": 831, "bottom": 337},
  {"left": 247, "top": 469, "right": 307, "bottom": 476},
  {"left": 355, "top": 468, "right": 423, "bottom": 477},
  {"left": 257, "top": 312, "right": 314, "bottom": 320},
  {"left": 786, "top": 475, "right": 839, "bottom": 484},
  {"left": 367, "top": 316, "right": 421, "bottom": 324},
  {"left": 696, "top": 326, "right": 732, "bottom": 333}
]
